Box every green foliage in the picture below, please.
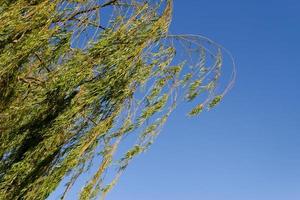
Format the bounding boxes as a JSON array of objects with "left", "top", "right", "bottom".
[
  {"left": 189, "top": 104, "right": 204, "bottom": 116},
  {"left": 0, "top": 0, "right": 235, "bottom": 199},
  {"left": 209, "top": 95, "right": 223, "bottom": 109}
]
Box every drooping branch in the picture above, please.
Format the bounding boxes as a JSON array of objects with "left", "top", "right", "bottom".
[{"left": 0, "top": 1, "right": 235, "bottom": 199}]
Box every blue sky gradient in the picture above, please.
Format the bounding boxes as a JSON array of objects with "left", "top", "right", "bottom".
[{"left": 105, "top": 1, "right": 300, "bottom": 200}]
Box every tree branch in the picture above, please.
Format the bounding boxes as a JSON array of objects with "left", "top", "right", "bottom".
[{"left": 68, "top": 0, "right": 119, "bottom": 20}]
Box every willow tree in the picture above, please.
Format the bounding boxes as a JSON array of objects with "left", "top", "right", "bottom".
[{"left": 0, "top": 0, "right": 235, "bottom": 199}]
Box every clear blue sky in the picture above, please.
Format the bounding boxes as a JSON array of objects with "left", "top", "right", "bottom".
[
  {"left": 105, "top": 1, "right": 300, "bottom": 200},
  {"left": 48, "top": 1, "right": 300, "bottom": 199}
]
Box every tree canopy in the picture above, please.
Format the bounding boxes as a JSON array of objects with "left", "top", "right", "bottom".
[{"left": 0, "top": 0, "right": 235, "bottom": 199}]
